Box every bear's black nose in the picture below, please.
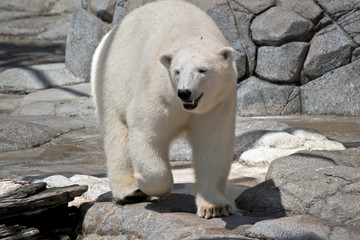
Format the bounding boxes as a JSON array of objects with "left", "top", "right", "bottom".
[{"left": 177, "top": 89, "right": 192, "bottom": 101}]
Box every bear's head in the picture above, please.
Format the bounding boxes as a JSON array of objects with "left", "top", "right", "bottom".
[{"left": 160, "top": 42, "right": 237, "bottom": 113}]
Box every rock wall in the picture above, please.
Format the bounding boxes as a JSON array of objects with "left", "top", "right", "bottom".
[
  {"left": 1, "top": 0, "right": 359, "bottom": 116},
  {"left": 64, "top": 0, "right": 360, "bottom": 117}
]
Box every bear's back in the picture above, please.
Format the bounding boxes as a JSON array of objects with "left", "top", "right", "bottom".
[{"left": 118, "top": 0, "right": 227, "bottom": 49}]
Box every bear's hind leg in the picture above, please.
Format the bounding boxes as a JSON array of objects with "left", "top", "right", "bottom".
[{"left": 104, "top": 117, "right": 148, "bottom": 202}]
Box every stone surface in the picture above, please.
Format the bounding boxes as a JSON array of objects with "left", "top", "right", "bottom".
[
  {"left": 65, "top": 8, "right": 110, "bottom": 80},
  {"left": 0, "top": 94, "right": 24, "bottom": 115},
  {"left": 0, "top": 180, "right": 87, "bottom": 239},
  {"left": 278, "top": 0, "right": 323, "bottom": 23},
  {"left": 236, "top": 148, "right": 360, "bottom": 234},
  {"left": 0, "top": 43, "right": 66, "bottom": 73},
  {"left": 39, "top": 174, "right": 111, "bottom": 206},
  {"left": 338, "top": 9, "right": 360, "bottom": 44},
  {"left": 0, "top": 127, "right": 106, "bottom": 180},
  {"left": 89, "top": 0, "right": 116, "bottom": 23},
  {"left": 256, "top": 42, "right": 309, "bottom": 83},
  {"left": 315, "top": 0, "right": 360, "bottom": 20},
  {"left": 77, "top": 196, "right": 268, "bottom": 240},
  {"left": 251, "top": 7, "right": 314, "bottom": 45},
  {"left": 0, "top": 63, "right": 85, "bottom": 93},
  {"left": 0, "top": 115, "right": 97, "bottom": 152},
  {"left": 301, "top": 59, "right": 360, "bottom": 116},
  {"left": 18, "top": 83, "right": 91, "bottom": 106},
  {"left": 237, "top": 77, "right": 301, "bottom": 116},
  {"left": 246, "top": 215, "right": 331, "bottom": 240},
  {"left": 0, "top": 179, "right": 27, "bottom": 198},
  {"left": 227, "top": 0, "right": 257, "bottom": 76},
  {"left": 234, "top": 0, "right": 276, "bottom": 14},
  {"left": 239, "top": 128, "right": 345, "bottom": 166},
  {"left": 0, "top": 0, "right": 80, "bottom": 45},
  {"left": 205, "top": 1, "right": 248, "bottom": 79},
  {"left": 12, "top": 96, "right": 95, "bottom": 118},
  {"left": 303, "top": 24, "right": 355, "bottom": 80}
]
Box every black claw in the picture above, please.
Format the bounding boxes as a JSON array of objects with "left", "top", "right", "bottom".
[{"left": 115, "top": 189, "right": 149, "bottom": 205}]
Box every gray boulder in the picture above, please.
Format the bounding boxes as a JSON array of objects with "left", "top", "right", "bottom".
[
  {"left": 234, "top": 0, "right": 275, "bottom": 14},
  {"left": 246, "top": 215, "right": 331, "bottom": 240},
  {"left": 256, "top": 42, "right": 309, "bottom": 83},
  {"left": 237, "top": 77, "right": 301, "bottom": 116},
  {"left": 65, "top": 8, "right": 110, "bottom": 80},
  {"left": 0, "top": 63, "right": 85, "bottom": 93},
  {"left": 315, "top": 0, "right": 358, "bottom": 20},
  {"left": 338, "top": 9, "right": 360, "bottom": 44},
  {"left": 235, "top": 148, "right": 360, "bottom": 235},
  {"left": 316, "top": 0, "right": 360, "bottom": 44},
  {"left": 303, "top": 24, "right": 355, "bottom": 80},
  {"left": 198, "top": 1, "right": 249, "bottom": 79},
  {"left": 352, "top": 47, "right": 360, "bottom": 62},
  {"left": 278, "top": 0, "right": 323, "bottom": 23},
  {"left": 251, "top": 7, "right": 314, "bottom": 45},
  {"left": 84, "top": 0, "right": 116, "bottom": 23},
  {"left": 301, "top": 59, "right": 360, "bottom": 116}
]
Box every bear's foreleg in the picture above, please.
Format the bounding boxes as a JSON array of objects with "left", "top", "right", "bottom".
[
  {"left": 104, "top": 117, "right": 148, "bottom": 202},
  {"left": 189, "top": 105, "right": 236, "bottom": 218},
  {"left": 128, "top": 126, "right": 174, "bottom": 197}
]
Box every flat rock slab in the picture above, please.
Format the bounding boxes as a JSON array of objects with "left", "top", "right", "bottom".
[
  {"left": 0, "top": 127, "right": 106, "bottom": 180},
  {"left": 246, "top": 215, "right": 331, "bottom": 240},
  {"left": 78, "top": 194, "right": 270, "bottom": 240},
  {"left": 0, "top": 63, "right": 85, "bottom": 93},
  {"left": 0, "top": 115, "right": 97, "bottom": 152},
  {"left": 0, "top": 182, "right": 88, "bottom": 221}
]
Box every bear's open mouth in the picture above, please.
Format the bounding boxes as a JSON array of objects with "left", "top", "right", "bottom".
[{"left": 183, "top": 93, "right": 203, "bottom": 110}]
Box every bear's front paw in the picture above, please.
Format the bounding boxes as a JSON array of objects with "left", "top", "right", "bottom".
[
  {"left": 196, "top": 194, "right": 234, "bottom": 218},
  {"left": 197, "top": 203, "right": 234, "bottom": 219}
]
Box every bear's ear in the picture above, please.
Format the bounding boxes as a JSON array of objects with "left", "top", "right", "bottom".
[
  {"left": 159, "top": 53, "right": 173, "bottom": 69},
  {"left": 219, "top": 47, "right": 235, "bottom": 61}
]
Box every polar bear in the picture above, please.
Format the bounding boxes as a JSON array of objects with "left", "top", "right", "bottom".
[{"left": 91, "top": 0, "right": 237, "bottom": 218}]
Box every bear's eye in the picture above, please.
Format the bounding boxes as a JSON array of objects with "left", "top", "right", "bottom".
[
  {"left": 174, "top": 69, "right": 180, "bottom": 77},
  {"left": 198, "top": 67, "right": 207, "bottom": 74}
]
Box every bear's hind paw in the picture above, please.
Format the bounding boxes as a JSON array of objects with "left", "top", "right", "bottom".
[{"left": 197, "top": 203, "right": 234, "bottom": 219}]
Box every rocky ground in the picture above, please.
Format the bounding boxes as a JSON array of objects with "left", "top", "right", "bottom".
[
  {"left": 0, "top": 62, "right": 359, "bottom": 239},
  {"left": 1, "top": 0, "right": 360, "bottom": 239}
]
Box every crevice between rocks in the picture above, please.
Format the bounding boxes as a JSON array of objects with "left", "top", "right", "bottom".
[
  {"left": 225, "top": 0, "right": 252, "bottom": 78},
  {"left": 313, "top": 0, "right": 357, "bottom": 44}
]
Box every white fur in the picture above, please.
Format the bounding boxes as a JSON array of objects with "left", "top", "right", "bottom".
[{"left": 92, "top": 0, "right": 237, "bottom": 218}]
